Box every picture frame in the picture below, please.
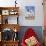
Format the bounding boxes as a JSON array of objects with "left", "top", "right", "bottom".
[
  {"left": 9, "top": 10, "right": 17, "bottom": 15},
  {"left": 25, "top": 6, "right": 35, "bottom": 20},
  {"left": 2, "top": 10, "right": 9, "bottom": 15}
]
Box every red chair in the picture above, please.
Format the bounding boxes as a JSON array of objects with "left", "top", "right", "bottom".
[{"left": 21, "top": 28, "right": 41, "bottom": 46}]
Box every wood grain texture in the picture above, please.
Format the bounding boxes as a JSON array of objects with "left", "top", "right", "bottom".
[{"left": 0, "top": 24, "right": 20, "bottom": 32}]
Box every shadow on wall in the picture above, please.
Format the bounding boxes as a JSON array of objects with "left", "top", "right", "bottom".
[{"left": 18, "top": 26, "right": 43, "bottom": 44}]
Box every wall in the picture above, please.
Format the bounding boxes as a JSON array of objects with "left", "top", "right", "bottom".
[
  {"left": 0, "top": 0, "right": 15, "bottom": 7},
  {"left": 0, "top": 0, "right": 44, "bottom": 26},
  {"left": 18, "top": 0, "right": 44, "bottom": 26}
]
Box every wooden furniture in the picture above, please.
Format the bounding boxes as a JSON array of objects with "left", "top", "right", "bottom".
[
  {"left": 2, "top": 40, "right": 19, "bottom": 46},
  {"left": 0, "top": 7, "right": 19, "bottom": 24},
  {"left": 0, "top": 24, "right": 20, "bottom": 31},
  {"left": 0, "top": 7, "right": 20, "bottom": 46}
]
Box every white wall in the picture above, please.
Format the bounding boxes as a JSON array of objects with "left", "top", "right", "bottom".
[
  {"left": 18, "top": 0, "right": 44, "bottom": 26},
  {"left": 0, "top": 0, "right": 44, "bottom": 26},
  {"left": 0, "top": 0, "right": 15, "bottom": 7}
]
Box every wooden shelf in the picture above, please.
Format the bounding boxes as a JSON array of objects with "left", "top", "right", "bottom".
[
  {"left": 0, "top": 40, "right": 19, "bottom": 46},
  {"left": 3, "top": 41, "right": 18, "bottom": 46},
  {"left": 0, "top": 7, "right": 20, "bottom": 46},
  {"left": 2, "top": 40, "right": 19, "bottom": 42},
  {"left": 0, "top": 7, "right": 19, "bottom": 10},
  {"left": 0, "top": 24, "right": 20, "bottom": 32},
  {"left": 0, "top": 7, "right": 19, "bottom": 24}
]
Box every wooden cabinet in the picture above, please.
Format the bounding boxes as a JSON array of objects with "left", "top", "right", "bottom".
[
  {"left": 0, "top": 7, "right": 19, "bottom": 24},
  {"left": 2, "top": 41, "right": 19, "bottom": 46},
  {"left": 0, "top": 7, "right": 20, "bottom": 46},
  {"left": 0, "top": 41, "right": 19, "bottom": 46}
]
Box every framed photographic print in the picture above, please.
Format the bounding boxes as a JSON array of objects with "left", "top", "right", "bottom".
[
  {"left": 9, "top": 9, "right": 17, "bottom": 15},
  {"left": 2, "top": 10, "right": 9, "bottom": 15},
  {"left": 25, "top": 6, "right": 35, "bottom": 20},
  {"left": 10, "top": 11, "right": 17, "bottom": 15}
]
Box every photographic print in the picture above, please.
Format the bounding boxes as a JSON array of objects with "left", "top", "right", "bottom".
[{"left": 25, "top": 6, "right": 35, "bottom": 20}]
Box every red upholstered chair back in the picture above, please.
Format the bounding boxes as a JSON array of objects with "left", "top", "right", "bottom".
[{"left": 21, "top": 28, "right": 41, "bottom": 46}]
